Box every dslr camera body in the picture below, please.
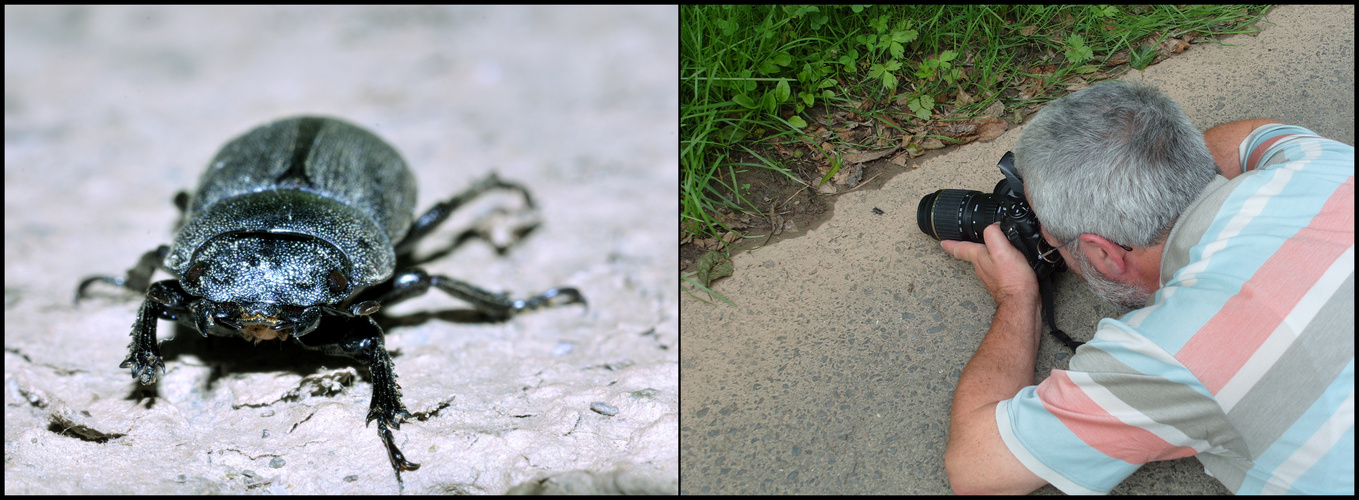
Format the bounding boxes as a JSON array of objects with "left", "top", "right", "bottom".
[
  {"left": 917, "top": 151, "right": 1084, "bottom": 350},
  {"left": 917, "top": 151, "right": 1065, "bottom": 279}
]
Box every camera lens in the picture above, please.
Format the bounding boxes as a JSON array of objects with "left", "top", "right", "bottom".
[{"left": 916, "top": 189, "right": 1002, "bottom": 242}]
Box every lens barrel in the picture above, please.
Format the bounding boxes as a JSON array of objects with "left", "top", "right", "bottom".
[{"left": 916, "top": 189, "right": 1002, "bottom": 242}]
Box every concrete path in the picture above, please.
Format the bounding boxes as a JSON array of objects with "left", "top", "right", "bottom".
[{"left": 681, "top": 5, "right": 1352, "bottom": 494}]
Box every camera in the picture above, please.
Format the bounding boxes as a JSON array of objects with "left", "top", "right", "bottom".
[{"left": 916, "top": 151, "right": 1066, "bottom": 280}]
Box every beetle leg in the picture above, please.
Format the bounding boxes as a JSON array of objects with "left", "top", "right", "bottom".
[
  {"left": 118, "top": 279, "right": 192, "bottom": 384},
  {"left": 394, "top": 172, "right": 534, "bottom": 256},
  {"left": 75, "top": 245, "right": 171, "bottom": 303},
  {"left": 321, "top": 313, "right": 421, "bottom": 472},
  {"left": 371, "top": 268, "right": 586, "bottom": 320}
]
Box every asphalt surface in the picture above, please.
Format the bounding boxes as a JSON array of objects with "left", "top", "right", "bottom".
[
  {"left": 5, "top": 6, "right": 677, "bottom": 494},
  {"left": 680, "top": 5, "right": 1353, "bottom": 495}
]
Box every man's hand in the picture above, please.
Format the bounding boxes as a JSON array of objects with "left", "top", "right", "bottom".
[{"left": 940, "top": 223, "right": 1039, "bottom": 307}]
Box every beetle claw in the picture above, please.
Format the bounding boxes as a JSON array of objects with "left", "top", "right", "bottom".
[
  {"left": 120, "top": 352, "right": 166, "bottom": 384},
  {"left": 367, "top": 403, "right": 419, "bottom": 471},
  {"left": 375, "top": 417, "right": 421, "bottom": 472}
]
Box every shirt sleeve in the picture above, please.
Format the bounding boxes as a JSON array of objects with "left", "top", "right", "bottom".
[
  {"left": 996, "top": 319, "right": 1250, "bottom": 494},
  {"left": 1237, "top": 124, "right": 1335, "bottom": 173}
]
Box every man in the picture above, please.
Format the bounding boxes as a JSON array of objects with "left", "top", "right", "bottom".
[{"left": 939, "top": 81, "right": 1353, "bottom": 494}]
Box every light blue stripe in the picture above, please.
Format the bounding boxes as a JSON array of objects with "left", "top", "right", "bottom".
[
  {"left": 1125, "top": 277, "right": 1238, "bottom": 354},
  {"left": 1287, "top": 425, "right": 1354, "bottom": 494},
  {"left": 1005, "top": 385, "right": 1141, "bottom": 492},
  {"left": 1237, "top": 359, "right": 1355, "bottom": 494}
]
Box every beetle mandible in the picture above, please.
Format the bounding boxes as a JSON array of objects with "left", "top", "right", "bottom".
[{"left": 76, "top": 115, "right": 586, "bottom": 474}]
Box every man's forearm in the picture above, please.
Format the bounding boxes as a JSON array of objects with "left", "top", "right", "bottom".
[
  {"left": 952, "top": 296, "right": 1042, "bottom": 415},
  {"left": 944, "top": 295, "right": 1046, "bottom": 493}
]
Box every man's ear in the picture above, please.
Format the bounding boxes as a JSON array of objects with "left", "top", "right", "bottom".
[{"left": 1077, "top": 233, "right": 1130, "bottom": 276}]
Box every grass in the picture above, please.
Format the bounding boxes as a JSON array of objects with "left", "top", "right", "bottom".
[{"left": 680, "top": 4, "right": 1271, "bottom": 245}]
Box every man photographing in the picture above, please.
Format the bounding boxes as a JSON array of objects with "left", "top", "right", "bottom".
[{"left": 937, "top": 81, "right": 1353, "bottom": 494}]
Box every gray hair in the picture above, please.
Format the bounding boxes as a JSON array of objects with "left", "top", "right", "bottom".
[{"left": 1013, "top": 81, "right": 1218, "bottom": 247}]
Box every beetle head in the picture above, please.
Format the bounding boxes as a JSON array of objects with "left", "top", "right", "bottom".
[{"left": 180, "top": 232, "right": 353, "bottom": 342}]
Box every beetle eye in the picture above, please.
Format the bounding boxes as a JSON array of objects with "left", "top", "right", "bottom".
[
  {"left": 184, "top": 262, "right": 207, "bottom": 285},
  {"left": 327, "top": 270, "right": 348, "bottom": 293}
]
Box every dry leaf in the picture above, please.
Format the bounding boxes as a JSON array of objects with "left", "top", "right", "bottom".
[
  {"left": 976, "top": 116, "right": 1007, "bottom": 141},
  {"left": 1167, "top": 38, "right": 1189, "bottom": 54},
  {"left": 876, "top": 114, "right": 899, "bottom": 130},
  {"left": 1065, "top": 76, "right": 1089, "bottom": 91},
  {"left": 981, "top": 100, "right": 1005, "bottom": 117},
  {"left": 833, "top": 163, "right": 864, "bottom": 187},
  {"left": 956, "top": 88, "right": 974, "bottom": 107},
  {"left": 890, "top": 152, "right": 909, "bottom": 167},
  {"left": 693, "top": 250, "right": 733, "bottom": 287},
  {"left": 1105, "top": 49, "right": 1130, "bottom": 66},
  {"left": 940, "top": 121, "right": 977, "bottom": 138},
  {"left": 842, "top": 147, "right": 899, "bottom": 164}
]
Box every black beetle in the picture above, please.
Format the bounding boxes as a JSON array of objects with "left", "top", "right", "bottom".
[{"left": 76, "top": 115, "right": 585, "bottom": 474}]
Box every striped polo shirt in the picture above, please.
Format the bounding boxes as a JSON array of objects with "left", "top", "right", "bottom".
[{"left": 996, "top": 124, "right": 1354, "bottom": 494}]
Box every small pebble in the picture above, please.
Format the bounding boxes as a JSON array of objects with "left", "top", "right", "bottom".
[
  {"left": 553, "top": 342, "right": 573, "bottom": 357},
  {"left": 590, "top": 401, "right": 619, "bottom": 416}
]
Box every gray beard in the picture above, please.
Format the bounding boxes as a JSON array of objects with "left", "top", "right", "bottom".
[{"left": 1069, "top": 248, "right": 1152, "bottom": 310}]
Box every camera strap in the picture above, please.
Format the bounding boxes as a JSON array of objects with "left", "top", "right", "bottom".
[{"left": 1039, "top": 273, "right": 1084, "bottom": 351}]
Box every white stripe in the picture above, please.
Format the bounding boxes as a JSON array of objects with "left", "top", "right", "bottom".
[
  {"left": 1217, "top": 246, "right": 1356, "bottom": 410},
  {"left": 1260, "top": 387, "right": 1355, "bottom": 494}
]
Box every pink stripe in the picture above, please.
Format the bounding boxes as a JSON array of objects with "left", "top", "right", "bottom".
[
  {"left": 1039, "top": 370, "right": 1199, "bottom": 463},
  {"left": 1176, "top": 178, "right": 1355, "bottom": 394},
  {"left": 1245, "top": 134, "right": 1288, "bottom": 171}
]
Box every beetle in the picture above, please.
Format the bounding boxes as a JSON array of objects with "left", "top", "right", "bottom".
[{"left": 75, "top": 115, "right": 585, "bottom": 474}]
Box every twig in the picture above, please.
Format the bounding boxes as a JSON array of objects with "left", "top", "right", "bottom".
[{"left": 776, "top": 184, "right": 811, "bottom": 211}]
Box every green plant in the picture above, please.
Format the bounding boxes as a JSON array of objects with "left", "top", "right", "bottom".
[
  {"left": 1063, "top": 35, "right": 1094, "bottom": 64},
  {"left": 1130, "top": 44, "right": 1158, "bottom": 70},
  {"left": 680, "top": 4, "right": 1272, "bottom": 244},
  {"left": 907, "top": 94, "right": 934, "bottom": 121},
  {"left": 915, "top": 49, "right": 961, "bottom": 84},
  {"left": 855, "top": 14, "right": 918, "bottom": 91}
]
